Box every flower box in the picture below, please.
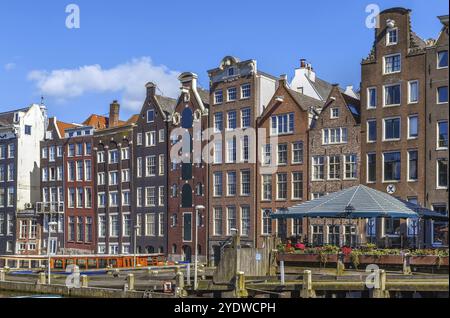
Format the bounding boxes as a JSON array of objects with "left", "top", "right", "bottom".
[{"left": 410, "top": 256, "right": 449, "bottom": 266}]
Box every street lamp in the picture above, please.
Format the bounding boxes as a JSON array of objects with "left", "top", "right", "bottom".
[
  {"left": 47, "top": 221, "right": 58, "bottom": 285},
  {"left": 134, "top": 224, "right": 141, "bottom": 268},
  {"left": 194, "top": 205, "right": 205, "bottom": 291}
]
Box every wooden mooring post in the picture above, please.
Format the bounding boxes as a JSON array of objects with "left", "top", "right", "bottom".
[
  {"left": 81, "top": 275, "right": 89, "bottom": 288},
  {"left": 235, "top": 271, "right": 248, "bottom": 298},
  {"left": 0, "top": 269, "right": 5, "bottom": 282},
  {"left": 372, "top": 270, "right": 390, "bottom": 298},
  {"left": 300, "top": 270, "right": 316, "bottom": 298},
  {"left": 37, "top": 272, "right": 46, "bottom": 285}
]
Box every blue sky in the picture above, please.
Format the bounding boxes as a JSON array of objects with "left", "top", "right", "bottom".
[{"left": 0, "top": 0, "right": 448, "bottom": 123}]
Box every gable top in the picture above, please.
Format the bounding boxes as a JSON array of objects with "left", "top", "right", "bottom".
[{"left": 320, "top": 86, "right": 361, "bottom": 124}]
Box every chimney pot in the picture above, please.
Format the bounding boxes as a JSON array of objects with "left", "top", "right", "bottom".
[
  {"left": 146, "top": 82, "right": 156, "bottom": 98},
  {"left": 300, "top": 59, "right": 306, "bottom": 68}
]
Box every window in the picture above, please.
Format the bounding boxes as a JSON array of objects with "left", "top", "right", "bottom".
[
  {"left": 262, "top": 209, "right": 272, "bottom": 235},
  {"left": 109, "top": 192, "right": 119, "bottom": 207},
  {"left": 145, "top": 156, "right": 156, "bottom": 176},
  {"left": 214, "top": 112, "right": 223, "bottom": 132},
  {"left": 77, "top": 217, "right": 83, "bottom": 241},
  {"left": 6, "top": 164, "right": 14, "bottom": 181},
  {"left": 387, "top": 28, "right": 398, "bottom": 45},
  {"left": 120, "top": 169, "right": 130, "bottom": 183},
  {"left": 226, "top": 137, "right": 237, "bottom": 163},
  {"left": 122, "top": 191, "right": 131, "bottom": 206},
  {"left": 145, "top": 187, "right": 156, "bottom": 206},
  {"left": 312, "top": 156, "right": 325, "bottom": 181},
  {"left": 213, "top": 172, "right": 223, "bottom": 197},
  {"left": 408, "top": 116, "right": 418, "bottom": 139},
  {"left": 271, "top": 113, "right": 294, "bottom": 135},
  {"left": 158, "top": 213, "right": 164, "bottom": 237},
  {"left": 241, "top": 170, "right": 251, "bottom": 196},
  {"left": 98, "top": 193, "right": 106, "bottom": 208},
  {"left": 227, "top": 111, "right": 237, "bottom": 130},
  {"left": 183, "top": 213, "right": 192, "bottom": 242},
  {"left": 367, "top": 87, "right": 377, "bottom": 109},
  {"left": 277, "top": 144, "right": 288, "bottom": 165},
  {"left": 227, "top": 207, "right": 237, "bottom": 235},
  {"left": 122, "top": 214, "right": 131, "bottom": 237},
  {"left": 367, "top": 218, "right": 376, "bottom": 237},
  {"left": 213, "top": 140, "right": 222, "bottom": 164},
  {"left": 345, "top": 154, "right": 357, "bottom": 179},
  {"left": 384, "top": 84, "right": 401, "bottom": 106},
  {"left": 137, "top": 133, "right": 143, "bottom": 146},
  {"left": 384, "top": 54, "right": 401, "bottom": 74},
  {"left": 407, "top": 218, "right": 419, "bottom": 237},
  {"left": 136, "top": 157, "right": 143, "bottom": 178},
  {"left": 383, "top": 117, "right": 401, "bottom": 140},
  {"left": 437, "top": 50, "right": 448, "bottom": 69},
  {"left": 437, "top": 86, "right": 448, "bottom": 104},
  {"left": 228, "top": 67, "right": 235, "bottom": 77},
  {"left": 145, "top": 131, "right": 156, "bottom": 147},
  {"left": 109, "top": 171, "right": 118, "bottom": 185},
  {"left": 68, "top": 188, "right": 75, "bottom": 208},
  {"left": 57, "top": 166, "right": 63, "bottom": 181},
  {"left": 25, "top": 125, "right": 32, "bottom": 135},
  {"left": 214, "top": 90, "right": 223, "bottom": 104},
  {"left": 367, "top": 120, "right": 377, "bottom": 142},
  {"left": 121, "top": 148, "right": 129, "bottom": 160},
  {"left": 408, "top": 81, "right": 419, "bottom": 103},
  {"left": 328, "top": 155, "right": 341, "bottom": 180},
  {"left": 136, "top": 188, "right": 143, "bottom": 207},
  {"left": 331, "top": 108, "right": 339, "bottom": 119},
  {"left": 109, "top": 150, "right": 119, "bottom": 163},
  {"left": 292, "top": 172, "right": 303, "bottom": 200},
  {"left": 85, "top": 217, "right": 93, "bottom": 242},
  {"left": 241, "top": 206, "right": 250, "bottom": 236},
  {"left": 262, "top": 144, "right": 272, "bottom": 166},
  {"left": 262, "top": 175, "right": 272, "bottom": 201},
  {"left": 241, "top": 136, "right": 249, "bottom": 162},
  {"left": 110, "top": 215, "right": 119, "bottom": 237},
  {"left": 0, "top": 145, "right": 5, "bottom": 159},
  {"left": 241, "top": 108, "right": 251, "bottom": 128},
  {"left": 76, "top": 143, "right": 83, "bottom": 156},
  {"left": 437, "top": 121, "right": 448, "bottom": 149},
  {"left": 437, "top": 159, "right": 448, "bottom": 189},
  {"left": 158, "top": 186, "right": 164, "bottom": 206},
  {"left": 0, "top": 189, "right": 4, "bottom": 207},
  {"left": 68, "top": 217, "right": 75, "bottom": 241},
  {"left": 408, "top": 150, "right": 418, "bottom": 182},
  {"left": 195, "top": 183, "right": 203, "bottom": 196},
  {"left": 42, "top": 147, "right": 49, "bottom": 159},
  {"left": 159, "top": 129, "right": 165, "bottom": 143},
  {"left": 323, "top": 128, "right": 348, "bottom": 144},
  {"left": 0, "top": 165, "right": 4, "bottom": 182},
  {"left": 383, "top": 152, "right": 401, "bottom": 181},
  {"left": 97, "top": 151, "right": 105, "bottom": 163},
  {"left": 227, "top": 171, "right": 236, "bottom": 196},
  {"left": 277, "top": 173, "right": 287, "bottom": 200},
  {"left": 136, "top": 214, "right": 142, "bottom": 236},
  {"left": 328, "top": 225, "right": 340, "bottom": 246},
  {"left": 7, "top": 144, "right": 14, "bottom": 158},
  {"left": 241, "top": 84, "right": 251, "bottom": 99},
  {"left": 227, "top": 87, "right": 237, "bottom": 102},
  {"left": 84, "top": 187, "right": 92, "bottom": 208},
  {"left": 147, "top": 109, "right": 155, "bottom": 123},
  {"left": 75, "top": 161, "right": 83, "bottom": 181},
  {"left": 384, "top": 218, "right": 400, "bottom": 236},
  {"left": 312, "top": 225, "right": 324, "bottom": 245},
  {"left": 85, "top": 143, "right": 92, "bottom": 156},
  {"left": 292, "top": 142, "right": 303, "bottom": 164},
  {"left": 213, "top": 207, "right": 223, "bottom": 236}
]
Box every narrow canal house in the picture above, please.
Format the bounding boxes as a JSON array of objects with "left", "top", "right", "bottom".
[
  {"left": 424, "top": 15, "right": 449, "bottom": 247},
  {"left": 308, "top": 85, "right": 363, "bottom": 246},
  {"left": 360, "top": 8, "right": 428, "bottom": 247},
  {"left": 94, "top": 101, "right": 138, "bottom": 255},
  {"left": 133, "top": 83, "right": 175, "bottom": 255},
  {"left": 0, "top": 105, "right": 46, "bottom": 256},
  {"left": 37, "top": 118, "right": 77, "bottom": 255},
  {"left": 168, "top": 72, "right": 209, "bottom": 262},
  {"left": 256, "top": 75, "right": 322, "bottom": 246},
  {"left": 63, "top": 115, "right": 107, "bottom": 254},
  {"left": 207, "top": 56, "right": 277, "bottom": 265}
]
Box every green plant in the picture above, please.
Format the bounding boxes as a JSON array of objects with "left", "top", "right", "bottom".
[{"left": 350, "top": 250, "right": 362, "bottom": 269}]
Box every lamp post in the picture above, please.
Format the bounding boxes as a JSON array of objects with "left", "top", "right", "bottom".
[
  {"left": 133, "top": 224, "right": 140, "bottom": 268},
  {"left": 194, "top": 205, "right": 205, "bottom": 291},
  {"left": 47, "top": 221, "right": 58, "bottom": 285}
]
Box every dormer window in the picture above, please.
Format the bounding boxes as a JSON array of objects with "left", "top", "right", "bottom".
[
  {"left": 387, "top": 28, "right": 398, "bottom": 45},
  {"left": 228, "top": 67, "right": 235, "bottom": 77},
  {"left": 331, "top": 108, "right": 339, "bottom": 119}
]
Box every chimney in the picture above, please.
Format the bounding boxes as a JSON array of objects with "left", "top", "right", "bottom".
[
  {"left": 109, "top": 100, "right": 120, "bottom": 128},
  {"left": 345, "top": 85, "right": 358, "bottom": 99},
  {"left": 300, "top": 59, "right": 307, "bottom": 68},
  {"left": 279, "top": 74, "right": 288, "bottom": 86},
  {"left": 146, "top": 82, "right": 156, "bottom": 98},
  {"left": 179, "top": 72, "right": 198, "bottom": 90}
]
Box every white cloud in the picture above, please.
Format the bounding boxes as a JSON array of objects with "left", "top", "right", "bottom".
[
  {"left": 28, "top": 57, "right": 180, "bottom": 111},
  {"left": 4, "top": 63, "right": 16, "bottom": 71}
]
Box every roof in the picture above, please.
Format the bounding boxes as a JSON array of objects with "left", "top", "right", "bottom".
[
  {"left": 288, "top": 87, "right": 324, "bottom": 111},
  {"left": 272, "top": 185, "right": 433, "bottom": 219},
  {"left": 55, "top": 120, "right": 78, "bottom": 137},
  {"left": 0, "top": 107, "right": 29, "bottom": 127},
  {"left": 258, "top": 70, "right": 278, "bottom": 81},
  {"left": 306, "top": 76, "right": 344, "bottom": 101},
  {"left": 398, "top": 199, "right": 448, "bottom": 221},
  {"left": 125, "top": 114, "right": 140, "bottom": 125},
  {"left": 83, "top": 114, "right": 109, "bottom": 129},
  {"left": 154, "top": 95, "right": 177, "bottom": 115},
  {"left": 197, "top": 88, "right": 210, "bottom": 106},
  {"left": 342, "top": 93, "right": 361, "bottom": 123}
]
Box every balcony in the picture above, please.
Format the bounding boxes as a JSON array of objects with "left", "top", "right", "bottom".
[{"left": 36, "top": 202, "right": 65, "bottom": 214}]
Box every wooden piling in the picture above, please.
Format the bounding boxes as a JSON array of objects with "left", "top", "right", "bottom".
[
  {"left": 300, "top": 270, "right": 316, "bottom": 298},
  {"left": 235, "top": 271, "right": 248, "bottom": 298},
  {"left": 81, "top": 275, "right": 89, "bottom": 288},
  {"left": 127, "top": 274, "right": 135, "bottom": 291},
  {"left": 0, "top": 269, "right": 5, "bottom": 282}
]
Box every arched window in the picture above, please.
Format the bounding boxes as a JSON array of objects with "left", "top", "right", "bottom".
[
  {"left": 182, "top": 163, "right": 192, "bottom": 180},
  {"left": 146, "top": 246, "right": 155, "bottom": 254},
  {"left": 171, "top": 184, "right": 178, "bottom": 198},
  {"left": 171, "top": 213, "right": 178, "bottom": 227},
  {"left": 182, "top": 107, "right": 193, "bottom": 129},
  {"left": 182, "top": 184, "right": 193, "bottom": 208},
  {"left": 196, "top": 183, "right": 203, "bottom": 196},
  {"left": 158, "top": 246, "right": 164, "bottom": 254},
  {"left": 172, "top": 244, "right": 177, "bottom": 254}
]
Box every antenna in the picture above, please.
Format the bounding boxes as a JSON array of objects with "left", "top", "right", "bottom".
[
  {"left": 156, "top": 86, "right": 165, "bottom": 96},
  {"left": 40, "top": 95, "right": 45, "bottom": 105}
]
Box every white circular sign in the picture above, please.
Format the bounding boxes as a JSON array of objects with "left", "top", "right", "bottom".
[{"left": 386, "top": 184, "right": 396, "bottom": 195}]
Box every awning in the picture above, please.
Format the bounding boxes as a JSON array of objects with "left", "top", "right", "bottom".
[{"left": 272, "top": 185, "right": 438, "bottom": 220}]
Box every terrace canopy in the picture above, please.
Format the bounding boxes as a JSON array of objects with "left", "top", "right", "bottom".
[{"left": 271, "top": 185, "right": 446, "bottom": 220}]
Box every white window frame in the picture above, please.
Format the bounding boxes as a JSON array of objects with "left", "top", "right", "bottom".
[
  {"left": 367, "top": 119, "right": 377, "bottom": 143},
  {"left": 436, "top": 120, "right": 449, "bottom": 150},
  {"left": 386, "top": 27, "right": 398, "bottom": 46},
  {"left": 330, "top": 107, "right": 339, "bottom": 119},
  {"left": 382, "top": 151, "right": 401, "bottom": 183},
  {"left": 383, "top": 53, "right": 401, "bottom": 75},
  {"left": 383, "top": 83, "right": 402, "bottom": 107},
  {"left": 382, "top": 116, "right": 401, "bottom": 141},
  {"left": 437, "top": 86, "right": 449, "bottom": 104},
  {"left": 437, "top": 50, "right": 449, "bottom": 69},
  {"left": 367, "top": 87, "right": 377, "bottom": 109},
  {"left": 407, "top": 115, "right": 419, "bottom": 140},
  {"left": 408, "top": 80, "right": 419, "bottom": 104},
  {"left": 407, "top": 150, "right": 419, "bottom": 182},
  {"left": 436, "top": 159, "right": 448, "bottom": 190}
]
